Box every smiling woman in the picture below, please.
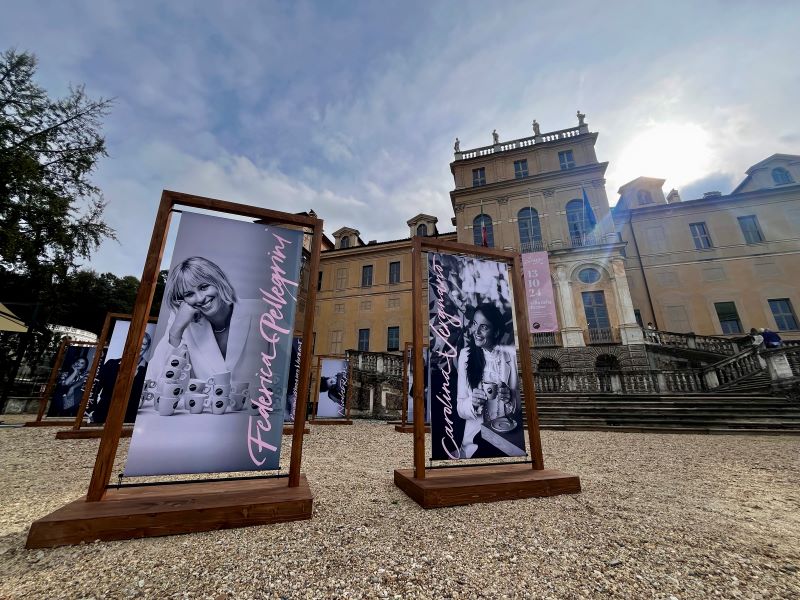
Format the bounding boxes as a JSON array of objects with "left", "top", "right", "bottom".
[{"left": 613, "top": 122, "right": 713, "bottom": 191}]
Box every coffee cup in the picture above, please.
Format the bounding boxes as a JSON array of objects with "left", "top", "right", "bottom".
[
  {"left": 161, "top": 381, "right": 185, "bottom": 400},
  {"left": 157, "top": 395, "right": 180, "bottom": 416},
  {"left": 167, "top": 354, "right": 190, "bottom": 370},
  {"left": 164, "top": 365, "right": 190, "bottom": 382},
  {"left": 185, "top": 393, "right": 207, "bottom": 414},
  {"left": 187, "top": 378, "right": 211, "bottom": 394},
  {"left": 211, "top": 371, "right": 231, "bottom": 386},
  {"left": 229, "top": 392, "right": 246, "bottom": 411},
  {"left": 211, "top": 397, "right": 228, "bottom": 415},
  {"left": 211, "top": 383, "right": 231, "bottom": 399},
  {"left": 230, "top": 381, "right": 249, "bottom": 395},
  {"left": 144, "top": 378, "right": 157, "bottom": 390},
  {"left": 140, "top": 390, "right": 158, "bottom": 408}
]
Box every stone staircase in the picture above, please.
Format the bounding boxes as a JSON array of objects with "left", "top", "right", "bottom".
[{"left": 533, "top": 392, "right": 800, "bottom": 435}]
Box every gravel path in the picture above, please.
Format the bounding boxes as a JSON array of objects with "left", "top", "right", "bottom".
[{"left": 0, "top": 415, "right": 798, "bottom": 599}]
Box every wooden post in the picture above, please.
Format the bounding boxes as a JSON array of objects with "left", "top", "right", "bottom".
[
  {"left": 411, "top": 237, "right": 426, "bottom": 479},
  {"left": 34, "top": 336, "right": 72, "bottom": 422},
  {"left": 288, "top": 223, "right": 323, "bottom": 487},
  {"left": 72, "top": 313, "right": 114, "bottom": 429},
  {"left": 511, "top": 254, "right": 545, "bottom": 470}
]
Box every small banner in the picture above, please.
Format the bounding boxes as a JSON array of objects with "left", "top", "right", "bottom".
[
  {"left": 405, "top": 347, "right": 431, "bottom": 423},
  {"left": 47, "top": 344, "right": 98, "bottom": 418},
  {"left": 284, "top": 336, "right": 302, "bottom": 423},
  {"left": 316, "top": 358, "right": 348, "bottom": 418},
  {"left": 428, "top": 252, "right": 526, "bottom": 460},
  {"left": 521, "top": 251, "right": 558, "bottom": 333},
  {"left": 125, "top": 211, "right": 303, "bottom": 476},
  {"left": 88, "top": 320, "right": 157, "bottom": 424}
]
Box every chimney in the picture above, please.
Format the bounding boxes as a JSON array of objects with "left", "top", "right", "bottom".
[{"left": 666, "top": 189, "right": 682, "bottom": 204}]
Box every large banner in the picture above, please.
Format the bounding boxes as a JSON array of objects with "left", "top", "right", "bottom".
[
  {"left": 125, "top": 212, "right": 303, "bottom": 476},
  {"left": 87, "top": 319, "right": 157, "bottom": 424},
  {"left": 47, "top": 344, "right": 98, "bottom": 418},
  {"left": 284, "top": 336, "right": 302, "bottom": 423},
  {"left": 428, "top": 252, "right": 526, "bottom": 460},
  {"left": 520, "top": 251, "right": 558, "bottom": 333},
  {"left": 405, "top": 346, "right": 431, "bottom": 424},
  {"left": 316, "top": 358, "right": 348, "bottom": 418}
]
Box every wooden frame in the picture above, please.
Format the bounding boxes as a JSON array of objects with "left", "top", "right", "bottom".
[
  {"left": 309, "top": 354, "right": 353, "bottom": 425},
  {"left": 396, "top": 341, "right": 429, "bottom": 434},
  {"left": 55, "top": 313, "right": 155, "bottom": 440},
  {"left": 27, "top": 190, "right": 323, "bottom": 548},
  {"left": 393, "top": 237, "right": 580, "bottom": 508},
  {"left": 26, "top": 339, "right": 98, "bottom": 427}
]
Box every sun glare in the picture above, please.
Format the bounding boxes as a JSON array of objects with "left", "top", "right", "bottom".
[{"left": 613, "top": 122, "right": 713, "bottom": 191}]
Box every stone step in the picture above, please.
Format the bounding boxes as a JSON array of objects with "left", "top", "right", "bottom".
[{"left": 540, "top": 424, "right": 800, "bottom": 436}]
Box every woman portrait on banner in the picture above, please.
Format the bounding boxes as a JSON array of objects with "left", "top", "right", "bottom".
[
  {"left": 319, "top": 370, "right": 347, "bottom": 409},
  {"left": 456, "top": 302, "right": 520, "bottom": 458},
  {"left": 48, "top": 353, "right": 91, "bottom": 417},
  {"left": 90, "top": 331, "right": 153, "bottom": 424},
  {"left": 147, "top": 256, "right": 264, "bottom": 385}
]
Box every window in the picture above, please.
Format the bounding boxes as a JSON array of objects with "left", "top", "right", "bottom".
[
  {"left": 335, "top": 267, "right": 347, "bottom": 290},
  {"left": 645, "top": 226, "right": 667, "bottom": 252},
  {"left": 514, "top": 159, "right": 528, "bottom": 179},
  {"left": 361, "top": 264, "right": 373, "bottom": 287},
  {"left": 472, "top": 167, "right": 486, "bottom": 187},
  {"left": 358, "top": 328, "right": 370, "bottom": 352},
  {"left": 714, "top": 302, "right": 743, "bottom": 334},
  {"left": 582, "top": 291, "right": 610, "bottom": 330},
  {"left": 566, "top": 199, "right": 595, "bottom": 244},
  {"left": 473, "top": 214, "right": 494, "bottom": 247},
  {"left": 558, "top": 150, "right": 575, "bottom": 170},
  {"left": 689, "top": 222, "right": 713, "bottom": 249},
  {"left": 340, "top": 235, "right": 350, "bottom": 249},
  {"left": 387, "top": 326, "right": 400, "bottom": 351},
  {"left": 578, "top": 268, "right": 601, "bottom": 284},
  {"left": 329, "top": 330, "right": 343, "bottom": 354},
  {"left": 387, "top": 296, "right": 400, "bottom": 309},
  {"left": 637, "top": 190, "right": 653, "bottom": 205},
  {"left": 359, "top": 300, "right": 372, "bottom": 311},
  {"left": 317, "top": 271, "right": 323, "bottom": 291},
  {"left": 334, "top": 303, "right": 344, "bottom": 314},
  {"left": 416, "top": 223, "right": 428, "bottom": 237},
  {"left": 388, "top": 261, "right": 400, "bottom": 284},
  {"left": 772, "top": 167, "right": 794, "bottom": 185},
  {"left": 633, "top": 309, "right": 644, "bottom": 327},
  {"left": 517, "top": 207, "right": 542, "bottom": 251},
  {"left": 737, "top": 215, "right": 764, "bottom": 244},
  {"left": 769, "top": 299, "right": 798, "bottom": 331},
  {"left": 665, "top": 305, "right": 691, "bottom": 333}
]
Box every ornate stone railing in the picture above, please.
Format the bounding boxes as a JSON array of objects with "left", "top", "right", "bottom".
[
  {"left": 785, "top": 347, "right": 800, "bottom": 376},
  {"left": 456, "top": 127, "right": 584, "bottom": 161},
  {"left": 585, "top": 327, "right": 619, "bottom": 345},
  {"left": 532, "top": 331, "right": 562, "bottom": 347},
  {"left": 533, "top": 369, "right": 707, "bottom": 395},
  {"left": 702, "top": 346, "right": 764, "bottom": 388},
  {"left": 643, "top": 329, "right": 741, "bottom": 355},
  {"left": 347, "top": 350, "right": 403, "bottom": 380},
  {"left": 520, "top": 240, "right": 546, "bottom": 253}
]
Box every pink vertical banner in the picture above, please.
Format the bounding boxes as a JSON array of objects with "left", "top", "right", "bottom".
[{"left": 521, "top": 251, "right": 558, "bottom": 333}]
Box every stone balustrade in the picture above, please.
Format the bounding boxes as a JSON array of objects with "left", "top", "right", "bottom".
[
  {"left": 455, "top": 126, "right": 583, "bottom": 160},
  {"left": 643, "top": 329, "right": 741, "bottom": 355}
]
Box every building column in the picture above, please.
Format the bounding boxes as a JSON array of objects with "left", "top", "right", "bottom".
[
  {"left": 610, "top": 257, "right": 644, "bottom": 345},
  {"left": 554, "top": 265, "right": 585, "bottom": 347}
]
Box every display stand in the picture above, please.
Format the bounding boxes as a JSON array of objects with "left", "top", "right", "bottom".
[
  {"left": 393, "top": 237, "right": 580, "bottom": 508},
  {"left": 27, "top": 190, "right": 323, "bottom": 548},
  {"left": 396, "top": 341, "right": 429, "bottom": 434},
  {"left": 25, "top": 338, "right": 97, "bottom": 428},
  {"left": 55, "top": 313, "right": 155, "bottom": 440},
  {"left": 309, "top": 355, "right": 353, "bottom": 425}
]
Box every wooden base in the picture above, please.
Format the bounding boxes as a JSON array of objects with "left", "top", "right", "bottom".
[
  {"left": 283, "top": 424, "right": 311, "bottom": 435},
  {"left": 309, "top": 419, "right": 352, "bottom": 425},
  {"left": 387, "top": 420, "right": 402, "bottom": 425},
  {"left": 24, "top": 419, "right": 73, "bottom": 427},
  {"left": 394, "top": 464, "right": 580, "bottom": 509},
  {"left": 56, "top": 426, "right": 133, "bottom": 440},
  {"left": 26, "top": 475, "right": 314, "bottom": 548},
  {"left": 395, "top": 423, "right": 431, "bottom": 433}
]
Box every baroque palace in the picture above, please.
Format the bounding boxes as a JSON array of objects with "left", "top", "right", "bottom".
[{"left": 308, "top": 115, "right": 800, "bottom": 413}]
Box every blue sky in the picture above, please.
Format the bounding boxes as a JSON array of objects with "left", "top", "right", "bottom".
[{"left": 3, "top": 1, "right": 799, "bottom": 277}]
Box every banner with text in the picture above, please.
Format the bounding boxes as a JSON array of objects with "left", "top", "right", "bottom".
[
  {"left": 316, "top": 358, "right": 348, "bottom": 418},
  {"left": 125, "top": 211, "right": 303, "bottom": 476},
  {"left": 521, "top": 251, "right": 558, "bottom": 333},
  {"left": 428, "top": 252, "right": 526, "bottom": 460}
]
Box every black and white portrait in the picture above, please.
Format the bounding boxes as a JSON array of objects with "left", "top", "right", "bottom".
[
  {"left": 428, "top": 252, "right": 526, "bottom": 460},
  {"left": 316, "top": 358, "right": 348, "bottom": 418},
  {"left": 47, "top": 344, "right": 97, "bottom": 418}
]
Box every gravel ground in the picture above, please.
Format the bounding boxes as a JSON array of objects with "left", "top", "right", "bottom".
[{"left": 0, "top": 415, "right": 798, "bottom": 599}]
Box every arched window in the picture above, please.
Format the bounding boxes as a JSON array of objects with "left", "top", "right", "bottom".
[
  {"left": 772, "top": 167, "right": 794, "bottom": 185},
  {"left": 566, "top": 199, "right": 595, "bottom": 245},
  {"left": 637, "top": 190, "right": 653, "bottom": 204},
  {"left": 578, "top": 267, "right": 601, "bottom": 284},
  {"left": 517, "top": 207, "right": 542, "bottom": 251},
  {"left": 537, "top": 358, "right": 561, "bottom": 373},
  {"left": 340, "top": 235, "right": 350, "bottom": 249},
  {"left": 473, "top": 214, "right": 494, "bottom": 247},
  {"left": 416, "top": 223, "right": 428, "bottom": 237}
]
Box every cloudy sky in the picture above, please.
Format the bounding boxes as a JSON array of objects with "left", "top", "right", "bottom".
[{"left": 3, "top": 1, "right": 799, "bottom": 277}]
